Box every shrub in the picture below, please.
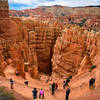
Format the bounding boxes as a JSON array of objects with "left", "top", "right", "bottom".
[
  {"left": 89, "top": 65, "right": 96, "bottom": 72},
  {"left": 68, "top": 76, "right": 72, "bottom": 79},
  {"left": 0, "top": 87, "right": 16, "bottom": 100}
]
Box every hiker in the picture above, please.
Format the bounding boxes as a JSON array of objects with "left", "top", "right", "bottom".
[
  {"left": 66, "top": 77, "right": 70, "bottom": 84},
  {"left": 89, "top": 78, "right": 95, "bottom": 89},
  {"left": 24, "top": 80, "right": 28, "bottom": 86},
  {"left": 51, "top": 82, "right": 55, "bottom": 95},
  {"left": 66, "top": 87, "right": 71, "bottom": 100},
  {"left": 39, "top": 89, "right": 44, "bottom": 99},
  {"left": 63, "top": 77, "right": 70, "bottom": 89},
  {"left": 63, "top": 81, "right": 66, "bottom": 89},
  {"left": 49, "top": 84, "right": 52, "bottom": 90},
  {"left": 16, "top": 70, "right": 19, "bottom": 76},
  {"left": 45, "top": 76, "right": 49, "bottom": 83},
  {"left": 45, "top": 79, "right": 49, "bottom": 83},
  {"left": 32, "top": 88, "right": 38, "bottom": 99},
  {"left": 10, "top": 78, "right": 14, "bottom": 89}
]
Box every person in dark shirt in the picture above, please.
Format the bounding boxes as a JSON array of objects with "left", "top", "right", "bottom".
[
  {"left": 10, "top": 78, "right": 14, "bottom": 89},
  {"left": 89, "top": 78, "right": 95, "bottom": 89},
  {"left": 66, "top": 77, "right": 70, "bottom": 83},
  {"left": 32, "top": 88, "right": 38, "bottom": 99},
  {"left": 66, "top": 87, "right": 71, "bottom": 100},
  {"left": 24, "top": 80, "right": 28, "bottom": 86},
  {"left": 51, "top": 82, "right": 55, "bottom": 95},
  {"left": 63, "top": 77, "right": 70, "bottom": 89}
]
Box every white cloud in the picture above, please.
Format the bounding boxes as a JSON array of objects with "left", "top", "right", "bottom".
[
  {"left": 9, "top": 0, "right": 100, "bottom": 9},
  {"left": 9, "top": 0, "right": 39, "bottom": 5}
]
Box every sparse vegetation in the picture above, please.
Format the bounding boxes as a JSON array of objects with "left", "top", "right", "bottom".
[
  {"left": 71, "top": 18, "right": 87, "bottom": 27},
  {"left": 89, "top": 65, "right": 96, "bottom": 72},
  {"left": 0, "top": 86, "right": 16, "bottom": 100},
  {"left": 68, "top": 75, "right": 72, "bottom": 79}
]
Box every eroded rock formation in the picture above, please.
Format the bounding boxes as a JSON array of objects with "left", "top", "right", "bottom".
[
  {"left": 0, "top": 0, "right": 29, "bottom": 78},
  {"left": 52, "top": 26, "right": 100, "bottom": 77},
  {"left": 0, "top": 14, "right": 62, "bottom": 78},
  {"left": 0, "top": 0, "right": 100, "bottom": 80},
  {"left": 28, "top": 26, "right": 62, "bottom": 74}
]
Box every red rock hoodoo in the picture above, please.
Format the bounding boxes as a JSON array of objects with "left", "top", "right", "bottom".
[
  {"left": 52, "top": 25, "right": 100, "bottom": 77},
  {"left": 0, "top": 1, "right": 100, "bottom": 80}
]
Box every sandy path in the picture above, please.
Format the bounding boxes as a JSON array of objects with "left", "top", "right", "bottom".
[
  {"left": 0, "top": 74, "right": 100, "bottom": 100},
  {"left": 0, "top": 65, "right": 100, "bottom": 100},
  {"left": 0, "top": 75, "right": 66, "bottom": 100}
]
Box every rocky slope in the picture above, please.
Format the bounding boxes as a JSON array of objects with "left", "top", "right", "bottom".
[
  {"left": 52, "top": 25, "right": 100, "bottom": 77},
  {"left": 0, "top": 18, "right": 27, "bottom": 78},
  {"left": 0, "top": 1, "right": 100, "bottom": 79},
  {"left": 0, "top": 17, "right": 100, "bottom": 79},
  {"left": 9, "top": 8, "right": 53, "bottom": 17},
  {"left": 9, "top": 5, "right": 100, "bottom": 32},
  {"left": 0, "top": 16, "right": 64, "bottom": 78},
  {"left": 38, "top": 5, "right": 100, "bottom": 16},
  {"left": 28, "top": 27, "right": 61, "bottom": 74},
  {"left": 51, "top": 25, "right": 100, "bottom": 99}
]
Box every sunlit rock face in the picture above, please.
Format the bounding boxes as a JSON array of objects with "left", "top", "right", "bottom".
[
  {"left": 0, "top": 11, "right": 62, "bottom": 78},
  {"left": 0, "top": 0, "right": 9, "bottom": 76},
  {"left": 28, "top": 27, "right": 61, "bottom": 74},
  {"left": 0, "top": 14, "right": 62, "bottom": 78},
  {"left": 52, "top": 26, "right": 100, "bottom": 77},
  {"left": 0, "top": 0, "right": 29, "bottom": 78},
  {"left": 0, "top": 1, "right": 100, "bottom": 79}
]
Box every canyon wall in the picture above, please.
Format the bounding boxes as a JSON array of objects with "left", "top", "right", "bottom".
[
  {"left": 0, "top": 0, "right": 30, "bottom": 78},
  {"left": 52, "top": 26, "right": 100, "bottom": 77},
  {"left": 0, "top": 16, "right": 100, "bottom": 79},
  {"left": 0, "top": 18, "right": 27, "bottom": 78},
  {"left": 0, "top": 1, "right": 100, "bottom": 79},
  {"left": 0, "top": 15, "right": 63, "bottom": 78},
  {"left": 29, "top": 27, "right": 61, "bottom": 74}
]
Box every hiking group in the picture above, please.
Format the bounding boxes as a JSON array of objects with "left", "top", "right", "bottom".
[
  {"left": 32, "top": 88, "right": 44, "bottom": 99},
  {"left": 9, "top": 73, "right": 96, "bottom": 100}
]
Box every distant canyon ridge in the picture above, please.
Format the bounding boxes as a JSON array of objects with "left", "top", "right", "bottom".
[{"left": 9, "top": 5, "right": 100, "bottom": 17}]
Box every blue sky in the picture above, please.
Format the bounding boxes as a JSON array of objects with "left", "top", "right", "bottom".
[{"left": 9, "top": 0, "right": 100, "bottom": 10}]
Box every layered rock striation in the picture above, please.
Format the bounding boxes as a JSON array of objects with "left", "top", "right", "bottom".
[
  {"left": 52, "top": 26, "right": 100, "bottom": 77},
  {"left": 28, "top": 26, "right": 62, "bottom": 74},
  {"left": 0, "top": 15, "right": 63, "bottom": 78}
]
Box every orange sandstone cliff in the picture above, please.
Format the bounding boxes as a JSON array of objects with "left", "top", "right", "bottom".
[{"left": 52, "top": 26, "right": 100, "bottom": 77}]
